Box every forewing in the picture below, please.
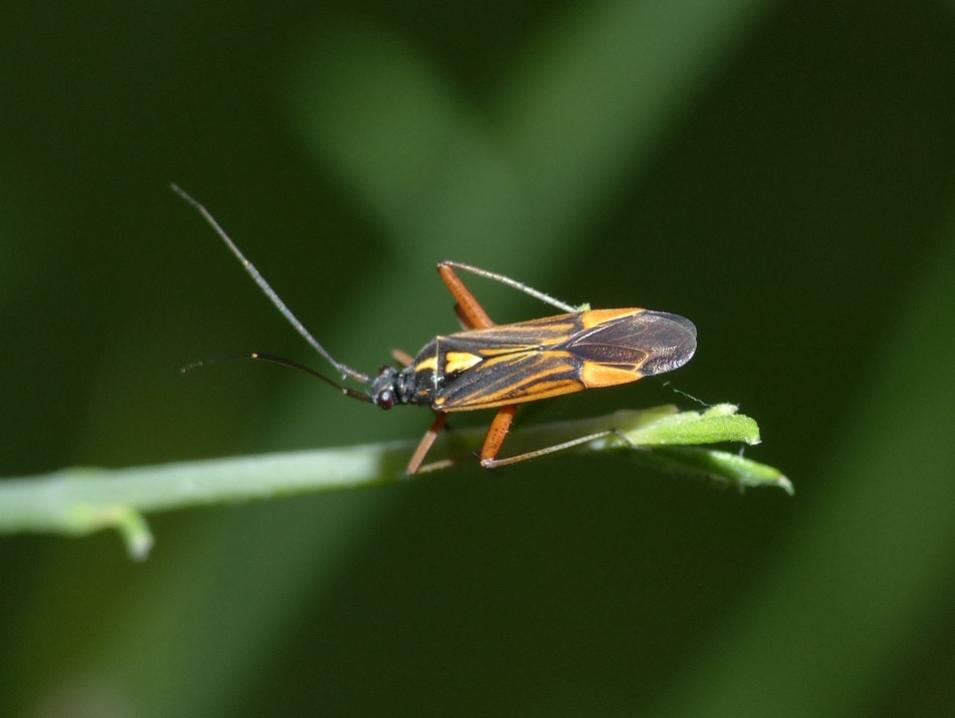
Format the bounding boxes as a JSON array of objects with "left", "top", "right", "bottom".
[
  {"left": 430, "top": 308, "right": 695, "bottom": 408},
  {"left": 433, "top": 349, "right": 585, "bottom": 411},
  {"left": 444, "top": 313, "right": 581, "bottom": 356}
]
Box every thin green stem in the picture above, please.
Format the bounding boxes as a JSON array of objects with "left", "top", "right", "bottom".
[{"left": 0, "top": 404, "right": 788, "bottom": 558}]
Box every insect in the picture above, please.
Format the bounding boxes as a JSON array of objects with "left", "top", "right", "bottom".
[{"left": 172, "top": 184, "right": 697, "bottom": 474}]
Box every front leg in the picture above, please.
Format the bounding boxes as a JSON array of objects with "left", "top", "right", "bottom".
[{"left": 406, "top": 412, "right": 448, "bottom": 475}]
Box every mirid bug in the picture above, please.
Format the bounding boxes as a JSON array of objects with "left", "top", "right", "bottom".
[{"left": 172, "top": 184, "right": 696, "bottom": 474}]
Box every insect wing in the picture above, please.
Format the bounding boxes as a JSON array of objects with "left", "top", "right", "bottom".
[
  {"left": 569, "top": 309, "right": 697, "bottom": 387},
  {"left": 430, "top": 308, "right": 695, "bottom": 411},
  {"left": 443, "top": 313, "right": 580, "bottom": 355},
  {"left": 433, "top": 349, "right": 585, "bottom": 411}
]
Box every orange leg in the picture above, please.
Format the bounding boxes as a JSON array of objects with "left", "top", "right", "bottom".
[
  {"left": 397, "top": 346, "right": 453, "bottom": 474},
  {"left": 391, "top": 348, "right": 414, "bottom": 366},
  {"left": 438, "top": 262, "right": 493, "bottom": 330},
  {"left": 435, "top": 262, "right": 517, "bottom": 470},
  {"left": 453, "top": 303, "right": 472, "bottom": 331},
  {"left": 406, "top": 412, "right": 448, "bottom": 475},
  {"left": 479, "top": 405, "right": 517, "bottom": 467}
]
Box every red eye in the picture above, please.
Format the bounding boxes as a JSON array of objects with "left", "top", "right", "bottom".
[{"left": 376, "top": 391, "right": 394, "bottom": 410}]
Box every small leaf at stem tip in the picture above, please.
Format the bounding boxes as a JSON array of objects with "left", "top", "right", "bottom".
[
  {"left": 582, "top": 405, "right": 788, "bottom": 493},
  {"left": 644, "top": 447, "right": 793, "bottom": 494},
  {"left": 617, "top": 403, "right": 761, "bottom": 447}
]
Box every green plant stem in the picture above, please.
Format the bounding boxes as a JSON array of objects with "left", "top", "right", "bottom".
[{"left": 0, "top": 404, "right": 788, "bottom": 558}]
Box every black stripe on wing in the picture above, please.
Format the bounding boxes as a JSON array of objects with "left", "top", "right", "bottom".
[
  {"left": 442, "top": 313, "right": 582, "bottom": 356},
  {"left": 434, "top": 350, "right": 584, "bottom": 411}
]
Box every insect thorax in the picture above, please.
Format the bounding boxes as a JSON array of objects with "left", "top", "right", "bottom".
[
  {"left": 369, "top": 362, "right": 433, "bottom": 410},
  {"left": 373, "top": 337, "right": 458, "bottom": 410}
]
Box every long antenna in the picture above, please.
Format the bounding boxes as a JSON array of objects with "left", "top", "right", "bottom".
[
  {"left": 171, "top": 183, "right": 370, "bottom": 384},
  {"left": 182, "top": 352, "right": 371, "bottom": 403}
]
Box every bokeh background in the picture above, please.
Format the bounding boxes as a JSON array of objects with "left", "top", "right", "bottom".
[{"left": 2, "top": 1, "right": 954, "bottom": 716}]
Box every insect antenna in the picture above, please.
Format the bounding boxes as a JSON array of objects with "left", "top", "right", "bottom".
[
  {"left": 171, "top": 183, "right": 371, "bottom": 384},
  {"left": 181, "top": 352, "right": 372, "bottom": 403}
]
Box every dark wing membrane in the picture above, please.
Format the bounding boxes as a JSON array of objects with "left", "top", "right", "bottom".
[
  {"left": 564, "top": 310, "right": 696, "bottom": 377},
  {"left": 443, "top": 313, "right": 582, "bottom": 356},
  {"left": 433, "top": 350, "right": 585, "bottom": 411}
]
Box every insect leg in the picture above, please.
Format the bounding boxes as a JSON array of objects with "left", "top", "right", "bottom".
[
  {"left": 435, "top": 262, "right": 523, "bottom": 472},
  {"left": 453, "top": 303, "right": 473, "bottom": 331},
  {"left": 438, "top": 260, "right": 582, "bottom": 313},
  {"left": 478, "top": 405, "right": 517, "bottom": 467},
  {"left": 437, "top": 262, "right": 494, "bottom": 329},
  {"left": 406, "top": 412, "right": 448, "bottom": 475},
  {"left": 480, "top": 429, "right": 625, "bottom": 468},
  {"left": 391, "top": 348, "right": 414, "bottom": 366}
]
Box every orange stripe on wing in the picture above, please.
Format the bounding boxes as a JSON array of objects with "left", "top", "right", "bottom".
[
  {"left": 579, "top": 361, "right": 643, "bottom": 388},
  {"left": 579, "top": 308, "right": 643, "bottom": 329},
  {"left": 434, "top": 350, "right": 584, "bottom": 411}
]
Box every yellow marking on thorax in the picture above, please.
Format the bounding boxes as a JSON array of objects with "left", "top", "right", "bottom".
[
  {"left": 445, "top": 351, "right": 482, "bottom": 374},
  {"left": 415, "top": 356, "right": 438, "bottom": 373}
]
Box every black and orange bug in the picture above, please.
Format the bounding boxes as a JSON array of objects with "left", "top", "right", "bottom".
[{"left": 172, "top": 185, "right": 697, "bottom": 474}]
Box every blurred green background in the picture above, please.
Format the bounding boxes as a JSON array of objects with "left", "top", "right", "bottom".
[{"left": 2, "top": 1, "right": 954, "bottom": 716}]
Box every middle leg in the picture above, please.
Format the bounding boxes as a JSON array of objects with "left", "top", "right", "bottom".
[{"left": 436, "top": 262, "right": 518, "bottom": 469}]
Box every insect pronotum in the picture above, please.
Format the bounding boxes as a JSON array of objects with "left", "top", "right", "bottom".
[{"left": 172, "top": 184, "right": 697, "bottom": 474}]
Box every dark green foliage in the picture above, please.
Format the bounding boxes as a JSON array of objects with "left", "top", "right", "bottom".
[{"left": 1, "top": 1, "right": 954, "bottom": 716}]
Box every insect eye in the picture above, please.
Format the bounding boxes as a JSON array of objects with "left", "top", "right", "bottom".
[{"left": 376, "top": 390, "right": 394, "bottom": 410}]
